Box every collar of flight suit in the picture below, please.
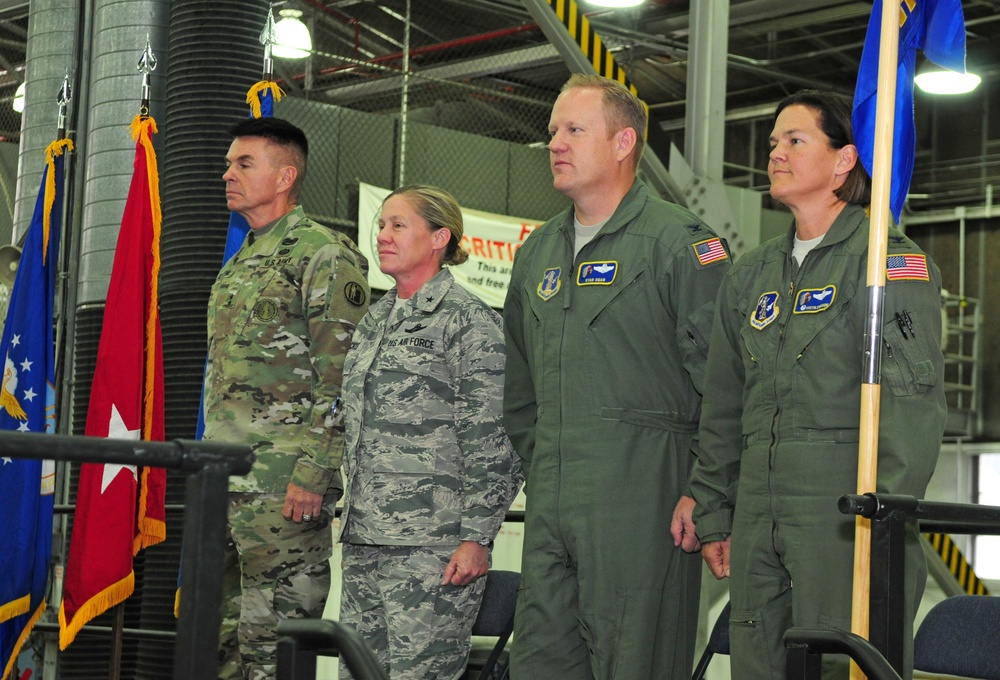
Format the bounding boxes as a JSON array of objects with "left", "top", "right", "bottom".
[
  {"left": 557, "top": 178, "right": 649, "bottom": 241},
  {"left": 777, "top": 202, "right": 867, "bottom": 257}
]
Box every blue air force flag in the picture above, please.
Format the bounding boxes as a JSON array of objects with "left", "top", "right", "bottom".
[
  {"left": 0, "top": 140, "right": 69, "bottom": 679},
  {"left": 852, "top": 0, "right": 966, "bottom": 222}
]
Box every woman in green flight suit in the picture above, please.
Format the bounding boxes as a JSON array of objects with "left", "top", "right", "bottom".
[{"left": 689, "top": 90, "right": 946, "bottom": 679}]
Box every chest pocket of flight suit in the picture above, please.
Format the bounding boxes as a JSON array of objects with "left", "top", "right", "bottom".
[
  {"left": 881, "top": 312, "right": 939, "bottom": 396},
  {"left": 585, "top": 266, "right": 665, "bottom": 418}
]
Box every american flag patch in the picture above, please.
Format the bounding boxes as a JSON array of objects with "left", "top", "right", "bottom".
[
  {"left": 886, "top": 254, "right": 929, "bottom": 281},
  {"left": 693, "top": 238, "right": 728, "bottom": 266}
]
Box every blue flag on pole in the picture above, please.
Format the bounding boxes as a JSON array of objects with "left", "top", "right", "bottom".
[
  {"left": 194, "top": 81, "right": 283, "bottom": 441},
  {"left": 179, "top": 81, "right": 283, "bottom": 617},
  {"left": 0, "top": 138, "right": 71, "bottom": 680},
  {"left": 219, "top": 82, "right": 283, "bottom": 266},
  {"left": 852, "top": 0, "right": 966, "bottom": 222}
]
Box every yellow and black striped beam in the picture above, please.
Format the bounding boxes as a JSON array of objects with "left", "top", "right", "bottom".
[
  {"left": 545, "top": 0, "right": 638, "bottom": 96},
  {"left": 925, "top": 533, "right": 991, "bottom": 596}
]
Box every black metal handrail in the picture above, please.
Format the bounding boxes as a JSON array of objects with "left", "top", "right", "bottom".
[
  {"left": 784, "top": 628, "right": 902, "bottom": 680},
  {"left": 799, "top": 492, "right": 1000, "bottom": 677},
  {"left": 276, "top": 619, "right": 389, "bottom": 680},
  {"left": 840, "top": 492, "right": 1000, "bottom": 529},
  {"left": 0, "top": 430, "right": 253, "bottom": 680}
]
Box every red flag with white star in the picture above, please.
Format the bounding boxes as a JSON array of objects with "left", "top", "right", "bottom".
[{"left": 59, "top": 116, "right": 166, "bottom": 649}]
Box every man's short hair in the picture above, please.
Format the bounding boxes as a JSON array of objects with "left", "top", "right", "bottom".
[
  {"left": 561, "top": 74, "right": 647, "bottom": 170},
  {"left": 229, "top": 117, "right": 309, "bottom": 200}
]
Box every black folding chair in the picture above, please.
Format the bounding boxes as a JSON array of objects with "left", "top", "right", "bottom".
[
  {"left": 692, "top": 600, "right": 731, "bottom": 680},
  {"left": 913, "top": 595, "right": 1000, "bottom": 680},
  {"left": 471, "top": 570, "right": 520, "bottom": 680}
]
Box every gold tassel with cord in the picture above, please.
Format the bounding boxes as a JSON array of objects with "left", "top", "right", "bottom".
[
  {"left": 246, "top": 81, "right": 284, "bottom": 118},
  {"left": 41, "top": 138, "right": 74, "bottom": 264}
]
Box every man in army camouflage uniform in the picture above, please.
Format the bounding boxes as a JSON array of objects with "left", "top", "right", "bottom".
[
  {"left": 204, "top": 117, "right": 370, "bottom": 679},
  {"left": 338, "top": 185, "right": 521, "bottom": 679}
]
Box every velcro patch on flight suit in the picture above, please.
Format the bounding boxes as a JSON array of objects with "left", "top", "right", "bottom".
[
  {"left": 692, "top": 238, "right": 729, "bottom": 266},
  {"left": 537, "top": 267, "right": 561, "bottom": 300},
  {"left": 751, "top": 291, "right": 780, "bottom": 330},
  {"left": 576, "top": 261, "right": 618, "bottom": 285},
  {"left": 793, "top": 285, "right": 836, "bottom": 314},
  {"left": 886, "top": 253, "right": 929, "bottom": 281}
]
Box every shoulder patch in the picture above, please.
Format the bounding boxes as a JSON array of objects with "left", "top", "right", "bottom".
[
  {"left": 345, "top": 281, "right": 367, "bottom": 306},
  {"left": 692, "top": 238, "right": 729, "bottom": 266},
  {"left": 886, "top": 253, "right": 929, "bottom": 282}
]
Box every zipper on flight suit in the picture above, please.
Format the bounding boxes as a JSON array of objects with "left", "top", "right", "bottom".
[{"left": 768, "top": 255, "right": 806, "bottom": 492}]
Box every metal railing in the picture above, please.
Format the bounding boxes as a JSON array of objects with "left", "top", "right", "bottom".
[
  {"left": 0, "top": 430, "right": 252, "bottom": 680},
  {"left": 784, "top": 492, "right": 1000, "bottom": 679},
  {"left": 276, "top": 619, "right": 389, "bottom": 680}
]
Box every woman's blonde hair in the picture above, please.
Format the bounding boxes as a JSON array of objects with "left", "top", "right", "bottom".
[{"left": 384, "top": 184, "right": 469, "bottom": 266}]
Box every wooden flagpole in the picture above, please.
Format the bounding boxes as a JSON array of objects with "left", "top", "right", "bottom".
[{"left": 850, "top": 0, "right": 900, "bottom": 678}]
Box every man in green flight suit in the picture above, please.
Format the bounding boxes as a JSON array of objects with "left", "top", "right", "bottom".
[{"left": 503, "top": 74, "right": 731, "bottom": 679}]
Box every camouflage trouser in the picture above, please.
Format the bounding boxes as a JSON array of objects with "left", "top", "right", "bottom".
[
  {"left": 339, "top": 544, "right": 487, "bottom": 680},
  {"left": 218, "top": 493, "right": 333, "bottom": 680}
]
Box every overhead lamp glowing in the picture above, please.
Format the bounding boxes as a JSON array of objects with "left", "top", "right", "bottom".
[
  {"left": 12, "top": 82, "right": 24, "bottom": 113},
  {"left": 587, "top": 0, "right": 644, "bottom": 6},
  {"left": 914, "top": 69, "right": 981, "bottom": 95},
  {"left": 273, "top": 9, "right": 312, "bottom": 60}
]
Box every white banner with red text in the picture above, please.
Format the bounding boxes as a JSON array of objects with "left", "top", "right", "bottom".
[{"left": 358, "top": 182, "right": 543, "bottom": 309}]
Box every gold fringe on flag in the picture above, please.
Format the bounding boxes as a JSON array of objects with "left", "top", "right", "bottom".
[
  {"left": 129, "top": 114, "right": 166, "bottom": 550},
  {"left": 2, "top": 598, "right": 46, "bottom": 680},
  {"left": 59, "top": 572, "right": 134, "bottom": 650},
  {"left": 135, "top": 465, "right": 166, "bottom": 554},
  {"left": 0, "top": 594, "right": 29, "bottom": 624},
  {"left": 246, "top": 80, "right": 284, "bottom": 119},
  {"left": 42, "top": 138, "right": 74, "bottom": 265}
]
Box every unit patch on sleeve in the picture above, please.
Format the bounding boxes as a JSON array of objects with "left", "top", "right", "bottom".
[
  {"left": 576, "top": 261, "right": 618, "bottom": 286},
  {"left": 693, "top": 238, "right": 729, "bottom": 266},
  {"left": 537, "top": 267, "right": 562, "bottom": 301},
  {"left": 750, "top": 291, "right": 780, "bottom": 330},
  {"left": 886, "top": 254, "right": 929, "bottom": 281},
  {"left": 793, "top": 285, "right": 836, "bottom": 314},
  {"left": 344, "top": 281, "right": 368, "bottom": 307}
]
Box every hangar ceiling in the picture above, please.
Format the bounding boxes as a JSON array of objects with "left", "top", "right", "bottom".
[
  {"left": 271, "top": 0, "right": 1000, "bottom": 213},
  {"left": 3, "top": 0, "right": 1000, "bottom": 211}
]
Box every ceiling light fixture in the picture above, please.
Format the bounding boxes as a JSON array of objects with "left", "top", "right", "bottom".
[
  {"left": 273, "top": 8, "right": 312, "bottom": 60},
  {"left": 914, "top": 68, "right": 981, "bottom": 95},
  {"left": 12, "top": 82, "right": 24, "bottom": 113},
  {"left": 586, "top": 0, "right": 644, "bottom": 8}
]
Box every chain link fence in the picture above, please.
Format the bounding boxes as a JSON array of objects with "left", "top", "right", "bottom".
[
  {"left": 265, "top": 0, "right": 569, "bottom": 244},
  {"left": 0, "top": 89, "right": 20, "bottom": 246}
]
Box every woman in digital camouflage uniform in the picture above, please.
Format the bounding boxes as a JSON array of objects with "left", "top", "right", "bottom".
[{"left": 338, "top": 185, "right": 521, "bottom": 680}]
